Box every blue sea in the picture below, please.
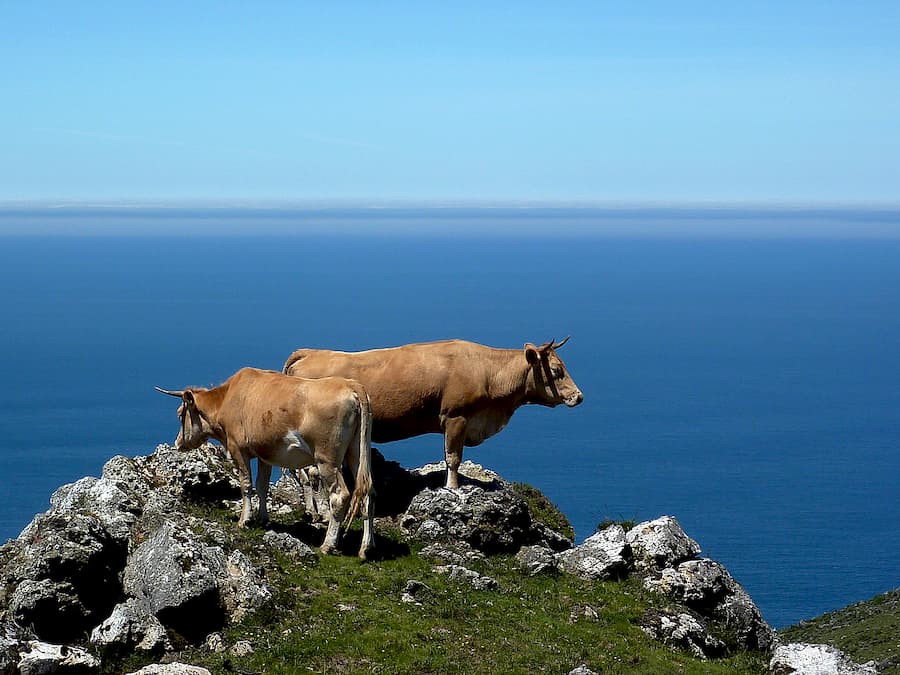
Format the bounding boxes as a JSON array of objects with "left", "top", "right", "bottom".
[{"left": 0, "top": 206, "right": 897, "bottom": 629}]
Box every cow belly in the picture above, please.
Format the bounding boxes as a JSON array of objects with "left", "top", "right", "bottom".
[{"left": 261, "top": 431, "right": 317, "bottom": 469}]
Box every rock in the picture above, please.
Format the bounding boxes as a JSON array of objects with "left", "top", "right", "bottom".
[
  {"left": 401, "top": 580, "right": 428, "bottom": 606},
  {"left": 139, "top": 443, "right": 240, "bottom": 504},
  {"left": 401, "top": 483, "right": 550, "bottom": 554},
  {"left": 556, "top": 524, "right": 629, "bottom": 580},
  {"left": 122, "top": 520, "right": 227, "bottom": 641},
  {"left": 90, "top": 598, "right": 170, "bottom": 653},
  {"left": 626, "top": 516, "right": 701, "bottom": 573},
  {"left": 1, "top": 622, "right": 30, "bottom": 674},
  {"left": 516, "top": 545, "right": 558, "bottom": 576},
  {"left": 2, "top": 511, "right": 125, "bottom": 642},
  {"left": 770, "top": 642, "right": 878, "bottom": 674},
  {"left": 48, "top": 474, "right": 141, "bottom": 545},
  {"left": 262, "top": 531, "right": 317, "bottom": 562},
  {"left": 203, "top": 632, "right": 226, "bottom": 653},
  {"left": 640, "top": 607, "right": 725, "bottom": 659},
  {"left": 569, "top": 604, "right": 600, "bottom": 623},
  {"left": 125, "top": 664, "right": 213, "bottom": 675},
  {"left": 230, "top": 639, "right": 254, "bottom": 657},
  {"left": 220, "top": 549, "right": 272, "bottom": 622},
  {"left": 644, "top": 558, "right": 775, "bottom": 652},
  {"left": 433, "top": 564, "right": 498, "bottom": 591},
  {"left": 269, "top": 470, "right": 312, "bottom": 518},
  {"left": 568, "top": 666, "right": 598, "bottom": 675},
  {"left": 419, "top": 542, "right": 484, "bottom": 565},
  {"left": 17, "top": 640, "right": 100, "bottom": 674}
]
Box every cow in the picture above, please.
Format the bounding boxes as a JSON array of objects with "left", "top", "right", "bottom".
[
  {"left": 282, "top": 338, "right": 583, "bottom": 489},
  {"left": 156, "top": 367, "right": 375, "bottom": 560}
]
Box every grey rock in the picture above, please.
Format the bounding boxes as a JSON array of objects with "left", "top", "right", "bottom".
[
  {"left": 3, "top": 511, "right": 125, "bottom": 642},
  {"left": 626, "top": 516, "right": 701, "bottom": 573},
  {"left": 568, "top": 604, "right": 600, "bottom": 623},
  {"left": 220, "top": 549, "right": 272, "bottom": 622},
  {"left": 1, "top": 622, "right": 30, "bottom": 674},
  {"left": 230, "top": 639, "right": 253, "bottom": 657},
  {"left": 644, "top": 558, "right": 775, "bottom": 652},
  {"left": 557, "top": 524, "right": 630, "bottom": 580},
  {"left": 640, "top": 607, "right": 725, "bottom": 659},
  {"left": 49, "top": 475, "right": 140, "bottom": 545},
  {"left": 125, "top": 664, "right": 213, "bottom": 675},
  {"left": 140, "top": 443, "right": 240, "bottom": 504},
  {"left": 402, "top": 484, "right": 542, "bottom": 554},
  {"left": 433, "top": 564, "right": 498, "bottom": 591},
  {"left": 122, "top": 520, "right": 226, "bottom": 641},
  {"left": 17, "top": 640, "right": 99, "bottom": 675},
  {"left": 515, "top": 545, "right": 558, "bottom": 576},
  {"left": 770, "top": 642, "right": 877, "bottom": 674},
  {"left": 262, "top": 531, "right": 317, "bottom": 562},
  {"left": 90, "top": 598, "right": 170, "bottom": 653},
  {"left": 419, "top": 542, "right": 484, "bottom": 565},
  {"left": 203, "top": 632, "right": 226, "bottom": 653},
  {"left": 568, "top": 666, "right": 598, "bottom": 675}
]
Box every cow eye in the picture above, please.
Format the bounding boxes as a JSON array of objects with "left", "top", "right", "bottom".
[{"left": 552, "top": 366, "right": 563, "bottom": 378}]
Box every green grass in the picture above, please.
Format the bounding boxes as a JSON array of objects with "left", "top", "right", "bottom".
[
  {"left": 780, "top": 589, "right": 900, "bottom": 674},
  {"left": 103, "top": 501, "right": 769, "bottom": 675}
]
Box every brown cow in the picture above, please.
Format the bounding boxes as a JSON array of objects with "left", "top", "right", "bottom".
[
  {"left": 156, "top": 367, "right": 375, "bottom": 559},
  {"left": 283, "top": 338, "right": 583, "bottom": 489}
]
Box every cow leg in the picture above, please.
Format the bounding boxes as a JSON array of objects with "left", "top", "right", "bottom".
[
  {"left": 442, "top": 417, "right": 467, "bottom": 489},
  {"left": 228, "top": 446, "right": 255, "bottom": 527},
  {"left": 317, "top": 462, "right": 350, "bottom": 555},
  {"left": 256, "top": 460, "right": 273, "bottom": 526}
]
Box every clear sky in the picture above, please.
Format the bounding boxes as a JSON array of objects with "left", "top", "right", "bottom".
[{"left": 1, "top": 2, "right": 898, "bottom": 203}]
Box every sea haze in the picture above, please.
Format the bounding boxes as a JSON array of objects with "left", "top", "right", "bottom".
[{"left": 0, "top": 207, "right": 897, "bottom": 629}]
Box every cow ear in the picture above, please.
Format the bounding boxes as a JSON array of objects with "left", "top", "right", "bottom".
[
  {"left": 183, "top": 390, "right": 195, "bottom": 406},
  {"left": 524, "top": 343, "right": 540, "bottom": 364}
]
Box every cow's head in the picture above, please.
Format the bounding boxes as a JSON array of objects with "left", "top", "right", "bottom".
[
  {"left": 155, "top": 387, "right": 213, "bottom": 451},
  {"left": 524, "top": 336, "right": 584, "bottom": 408}
]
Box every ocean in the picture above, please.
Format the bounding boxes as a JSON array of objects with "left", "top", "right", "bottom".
[{"left": 0, "top": 206, "right": 897, "bottom": 629}]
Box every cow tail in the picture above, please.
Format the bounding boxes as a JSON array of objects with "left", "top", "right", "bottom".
[
  {"left": 282, "top": 349, "right": 308, "bottom": 375},
  {"left": 343, "top": 388, "right": 374, "bottom": 528}
]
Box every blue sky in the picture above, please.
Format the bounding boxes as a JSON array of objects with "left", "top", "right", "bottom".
[{"left": 1, "top": 3, "right": 898, "bottom": 203}]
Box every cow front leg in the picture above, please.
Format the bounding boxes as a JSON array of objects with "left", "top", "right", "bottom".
[
  {"left": 228, "top": 447, "right": 254, "bottom": 527},
  {"left": 317, "top": 463, "right": 350, "bottom": 555},
  {"left": 442, "top": 416, "right": 467, "bottom": 489},
  {"left": 256, "top": 460, "right": 273, "bottom": 526}
]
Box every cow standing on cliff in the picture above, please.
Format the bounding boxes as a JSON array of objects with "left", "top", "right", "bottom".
[{"left": 283, "top": 338, "right": 583, "bottom": 489}]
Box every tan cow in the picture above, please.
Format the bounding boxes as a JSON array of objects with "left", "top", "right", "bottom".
[
  {"left": 283, "top": 338, "right": 583, "bottom": 489},
  {"left": 156, "top": 367, "right": 375, "bottom": 559}
]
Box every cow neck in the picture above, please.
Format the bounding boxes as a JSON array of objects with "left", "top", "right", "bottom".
[
  {"left": 192, "top": 385, "right": 228, "bottom": 441},
  {"left": 488, "top": 349, "right": 531, "bottom": 407}
]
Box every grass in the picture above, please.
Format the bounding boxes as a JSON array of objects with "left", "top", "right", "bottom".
[
  {"left": 779, "top": 588, "right": 900, "bottom": 674},
  {"left": 102, "top": 498, "right": 770, "bottom": 675}
]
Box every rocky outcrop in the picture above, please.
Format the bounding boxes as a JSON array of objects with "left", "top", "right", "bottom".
[
  {"left": 770, "top": 642, "right": 877, "bottom": 674},
  {"left": 0, "top": 441, "right": 801, "bottom": 672}
]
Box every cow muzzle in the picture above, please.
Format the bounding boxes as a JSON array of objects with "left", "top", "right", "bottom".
[{"left": 564, "top": 391, "right": 584, "bottom": 407}]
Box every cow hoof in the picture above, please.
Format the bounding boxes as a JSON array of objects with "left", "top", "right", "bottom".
[{"left": 319, "top": 545, "right": 339, "bottom": 556}]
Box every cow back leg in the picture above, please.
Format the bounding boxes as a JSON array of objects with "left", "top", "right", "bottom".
[
  {"left": 317, "top": 462, "right": 350, "bottom": 555},
  {"left": 344, "top": 443, "right": 375, "bottom": 560},
  {"left": 256, "top": 460, "right": 273, "bottom": 526},
  {"left": 442, "top": 416, "right": 467, "bottom": 489}
]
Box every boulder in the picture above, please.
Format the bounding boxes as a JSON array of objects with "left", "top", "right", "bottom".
[
  {"left": 515, "top": 545, "right": 558, "bottom": 576},
  {"left": 262, "top": 531, "right": 317, "bottom": 562},
  {"left": 556, "top": 524, "right": 629, "bottom": 580},
  {"left": 2, "top": 511, "right": 125, "bottom": 642},
  {"left": 643, "top": 558, "right": 775, "bottom": 652},
  {"left": 400, "top": 480, "right": 559, "bottom": 554},
  {"left": 640, "top": 607, "right": 725, "bottom": 659},
  {"left": 770, "top": 642, "right": 877, "bottom": 675},
  {"left": 123, "top": 520, "right": 224, "bottom": 639},
  {"left": 626, "top": 516, "right": 701, "bottom": 573},
  {"left": 17, "top": 640, "right": 99, "bottom": 675},
  {"left": 137, "top": 444, "right": 240, "bottom": 504},
  {"left": 90, "top": 598, "right": 170, "bottom": 653},
  {"left": 433, "top": 564, "right": 498, "bottom": 591},
  {"left": 125, "top": 664, "right": 212, "bottom": 675}
]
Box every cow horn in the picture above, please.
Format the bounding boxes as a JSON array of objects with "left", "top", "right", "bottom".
[
  {"left": 155, "top": 386, "right": 184, "bottom": 398},
  {"left": 552, "top": 336, "right": 571, "bottom": 349}
]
